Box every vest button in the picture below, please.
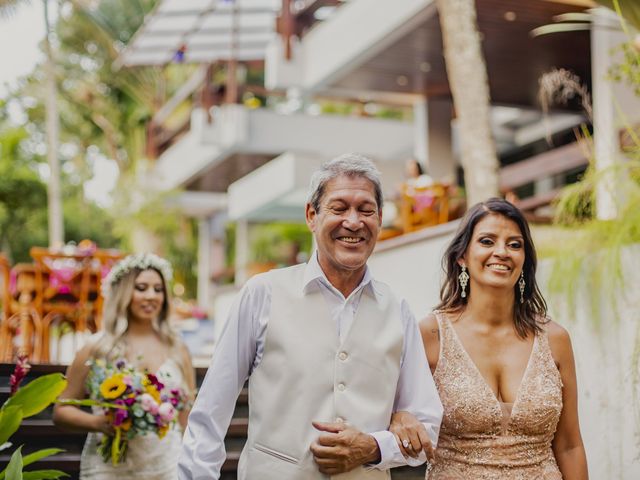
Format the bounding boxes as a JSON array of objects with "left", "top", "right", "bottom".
[
  {"left": 337, "top": 382, "right": 346, "bottom": 392},
  {"left": 338, "top": 351, "right": 348, "bottom": 361}
]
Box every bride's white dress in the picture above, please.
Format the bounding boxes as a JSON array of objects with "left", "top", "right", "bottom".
[{"left": 79, "top": 358, "right": 185, "bottom": 480}]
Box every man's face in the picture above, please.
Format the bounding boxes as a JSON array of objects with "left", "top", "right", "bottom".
[{"left": 306, "top": 175, "right": 382, "bottom": 279}]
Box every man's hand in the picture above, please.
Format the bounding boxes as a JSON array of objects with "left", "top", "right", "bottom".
[
  {"left": 389, "top": 411, "right": 435, "bottom": 462},
  {"left": 309, "top": 421, "right": 380, "bottom": 475}
]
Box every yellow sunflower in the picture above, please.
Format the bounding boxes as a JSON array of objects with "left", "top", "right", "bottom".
[
  {"left": 158, "top": 425, "right": 169, "bottom": 439},
  {"left": 145, "top": 384, "right": 161, "bottom": 403},
  {"left": 100, "top": 374, "right": 127, "bottom": 399}
]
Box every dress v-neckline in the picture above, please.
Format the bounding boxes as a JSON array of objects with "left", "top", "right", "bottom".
[{"left": 445, "top": 316, "right": 538, "bottom": 429}]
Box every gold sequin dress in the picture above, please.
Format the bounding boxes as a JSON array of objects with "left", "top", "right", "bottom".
[{"left": 428, "top": 312, "right": 563, "bottom": 479}]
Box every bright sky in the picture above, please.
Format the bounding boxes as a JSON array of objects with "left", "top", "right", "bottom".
[
  {"left": 1, "top": 2, "right": 118, "bottom": 207},
  {"left": 0, "top": 2, "right": 45, "bottom": 97}
]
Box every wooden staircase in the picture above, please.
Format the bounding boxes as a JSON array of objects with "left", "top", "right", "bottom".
[{"left": 0, "top": 363, "right": 424, "bottom": 479}]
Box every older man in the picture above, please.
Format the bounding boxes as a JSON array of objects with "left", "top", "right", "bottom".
[{"left": 178, "top": 153, "right": 443, "bottom": 479}]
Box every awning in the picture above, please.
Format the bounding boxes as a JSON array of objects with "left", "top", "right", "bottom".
[{"left": 117, "top": 0, "right": 280, "bottom": 67}]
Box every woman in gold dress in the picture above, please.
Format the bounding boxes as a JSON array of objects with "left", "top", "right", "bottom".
[{"left": 392, "top": 198, "right": 587, "bottom": 479}]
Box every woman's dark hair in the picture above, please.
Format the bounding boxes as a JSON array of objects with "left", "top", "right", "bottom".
[{"left": 436, "top": 198, "right": 548, "bottom": 338}]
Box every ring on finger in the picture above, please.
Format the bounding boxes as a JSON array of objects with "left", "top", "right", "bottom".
[{"left": 402, "top": 439, "right": 411, "bottom": 449}]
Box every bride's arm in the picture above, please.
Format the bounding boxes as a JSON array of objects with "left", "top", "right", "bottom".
[
  {"left": 53, "top": 344, "right": 113, "bottom": 435},
  {"left": 177, "top": 342, "right": 196, "bottom": 431},
  {"left": 548, "top": 321, "right": 588, "bottom": 480}
]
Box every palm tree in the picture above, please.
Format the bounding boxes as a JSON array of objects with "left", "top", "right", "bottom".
[{"left": 435, "top": 0, "right": 499, "bottom": 205}]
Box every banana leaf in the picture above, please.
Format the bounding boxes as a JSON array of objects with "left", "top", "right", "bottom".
[
  {"left": 0, "top": 406, "right": 23, "bottom": 447},
  {"left": 2, "top": 374, "right": 67, "bottom": 419},
  {"left": 3, "top": 446, "right": 22, "bottom": 480},
  {"left": 20, "top": 471, "right": 68, "bottom": 480}
]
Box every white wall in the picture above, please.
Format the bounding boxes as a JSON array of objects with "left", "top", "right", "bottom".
[{"left": 538, "top": 245, "right": 640, "bottom": 479}]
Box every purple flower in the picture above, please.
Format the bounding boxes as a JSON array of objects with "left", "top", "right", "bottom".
[
  {"left": 9, "top": 355, "right": 31, "bottom": 396},
  {"left": 124, "top": 397, "right": 136, "bottom": 406},
  {"left": 116, "top": 359, "right": 126, "bottom": 370},
  {"left": 113, "top": 407, "right": 129, "bottom": 426},
  {"left": 147, "top": 374, "right": 164, "bottom": 391}
]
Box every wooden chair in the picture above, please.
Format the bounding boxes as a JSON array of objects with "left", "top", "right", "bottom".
[
  {"left": 30, "top": 247, "right": 94, "bottom": 363},
  {"left": 400, "top": 183, "right": 450, "bottom": 233},
  {"left": 0, "top": 253, "right": 10, "bottom": 324},
  {"left": 0, "top": 262, "right": 43, "bottom": 363}
]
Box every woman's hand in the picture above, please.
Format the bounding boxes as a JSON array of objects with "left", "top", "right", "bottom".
[
  {"left": 92, "top": 414, "right": 115, "bottom": 436},
  {"left": 390, "top": 411, "right": 435, "bottom": 462}
]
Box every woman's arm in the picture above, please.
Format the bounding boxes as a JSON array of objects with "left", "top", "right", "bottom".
[
  {"left": 419, "top": 313, "right": 440, "bottom": 374},
  {"left": 52, "top": 344, "right": 113, "bottom": 435},
  {"left": 548, "top": 321, "right": 588, "bottom": 479},
  {"left": 177, "top": 342, "right": 196, "bottom": 430}
]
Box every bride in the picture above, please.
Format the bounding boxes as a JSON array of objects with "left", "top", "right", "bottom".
[{"left": 53, "top": 253, "right": 195, "bottom": 480}]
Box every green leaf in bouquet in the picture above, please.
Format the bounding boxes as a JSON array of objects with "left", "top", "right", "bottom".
[
  {"left": 3, "top": 445, "right": 23, "bottom": 480},
  {"left": 57, "top": 399, "right": 126, "bottom": 410},
  {"left": 21, "top": 470, "right": 69, "bottom": 480},
  {"left": 2, "top": 374, "right": 67, "bottom": 418},
  {"left": 20, "top": 449, "right": 65, "bottom": 469},
  {"left": 0, "top": 406, "right": 23, "bottom": 447}
]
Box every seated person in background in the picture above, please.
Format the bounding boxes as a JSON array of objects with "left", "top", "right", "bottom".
[{"left": 404, "top": 159, "right": 433, "bottom": 190}]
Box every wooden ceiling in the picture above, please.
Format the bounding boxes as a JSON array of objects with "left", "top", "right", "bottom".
[{"left": 332, "top": 0, "right": 591, "bottom": 108}]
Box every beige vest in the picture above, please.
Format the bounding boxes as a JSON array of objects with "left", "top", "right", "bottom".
[{"left": 238, "top": 264, "right": 404, "bottom": 480}]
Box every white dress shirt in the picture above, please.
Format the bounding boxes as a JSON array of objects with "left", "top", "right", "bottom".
[{"left": 178, "top": 253, "right": 443, "bottom": 479}]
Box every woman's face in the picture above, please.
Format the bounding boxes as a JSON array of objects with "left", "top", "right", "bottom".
[
  {"left": 128, "top": 269, "right": 165, "bottom": 323},
  {"left": 460, "top": 213, "right": 525, "bottom": 294}
]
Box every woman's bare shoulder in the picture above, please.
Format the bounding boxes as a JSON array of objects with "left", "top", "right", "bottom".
[
  {"left": 541, "top": 318, "right": 573, "bottom": 362},
  {"left": 419, "top": 312, "right": 439, "bottom": 338}
]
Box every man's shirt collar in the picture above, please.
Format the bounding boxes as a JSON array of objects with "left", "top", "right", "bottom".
[{"left": 302, "top": 251, "right": 381, "bottom": 300}]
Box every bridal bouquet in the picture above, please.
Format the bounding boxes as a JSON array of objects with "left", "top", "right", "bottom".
[{"left": 82, "top": 359, "right": 188, "bottom": 465}]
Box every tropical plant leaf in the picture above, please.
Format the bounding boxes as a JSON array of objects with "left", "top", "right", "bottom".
[
  {"left": 0, "top": 406, "right": 23, "bottom": 446},
  {"left": 2, "top": 374, "right": 67, "bottom": 419},
  {"left": 21, "top": 471, "right": 69, "bottom": 480},
  {"left": 20, "top": 449, "right": 65, "bottom": 469},
  {"left": 0, "top": 442, "right": 12, "bottom": 452},
  {"left": 4, "top": 446, "right": 23, "bottom": 480},
  {"left": 57, "top": 399, "right": 125, "bottom": 409}
]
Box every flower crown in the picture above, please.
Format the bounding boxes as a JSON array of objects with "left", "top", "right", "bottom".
[{"left": 103, "top": 253, "right": 173, "bottom": 293}]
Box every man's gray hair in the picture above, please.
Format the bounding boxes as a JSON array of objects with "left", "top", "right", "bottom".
[{"left": 307, "top": 153, "right": 384, "bottom": 211}]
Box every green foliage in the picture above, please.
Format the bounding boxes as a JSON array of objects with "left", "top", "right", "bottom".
[
  {"left": 249, "top": 223, "right": 312, "bottom": 265},
  {"left": 0, "top": 449, "right": 67, "bottom": 480},
  {"left": 0, "top": 406, "right": 23, "bottom": 447},
  {"left": 3, "top": 374, "right": 68, "bottom": 418},
  {"left": 3, "top": 446, "right": 22, "bottom": 480},
  {"left": 0, "top": 372, "right": 68, "bottom": 480},
  {"left": 112, "top": 180, "right": 198, "bottom": 297}
]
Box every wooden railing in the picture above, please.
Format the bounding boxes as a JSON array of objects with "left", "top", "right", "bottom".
[{"left": 499, "top": 141, "right": 589, "bottom": 213}]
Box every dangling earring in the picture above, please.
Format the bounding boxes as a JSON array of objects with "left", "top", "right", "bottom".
[
  {"left": 458, "top": 265, "right": 469, "bottom": 298},
  {"left": 518, "top": 271, "right": 526, "bottom": 304}
]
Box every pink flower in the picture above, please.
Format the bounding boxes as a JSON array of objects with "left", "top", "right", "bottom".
[
  {"left": 139, "top": 393, "right": 159, "bottom": 414},
  {"left": 157, "top": 402, "right": 176, "bottom": 423},
  {"left": 9, "top": 355, "right": 31, "bottom": 396}
]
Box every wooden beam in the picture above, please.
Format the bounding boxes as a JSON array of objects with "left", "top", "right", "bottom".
[{"left": 499, "top": 142, "right": 589, "bottom": 191}]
